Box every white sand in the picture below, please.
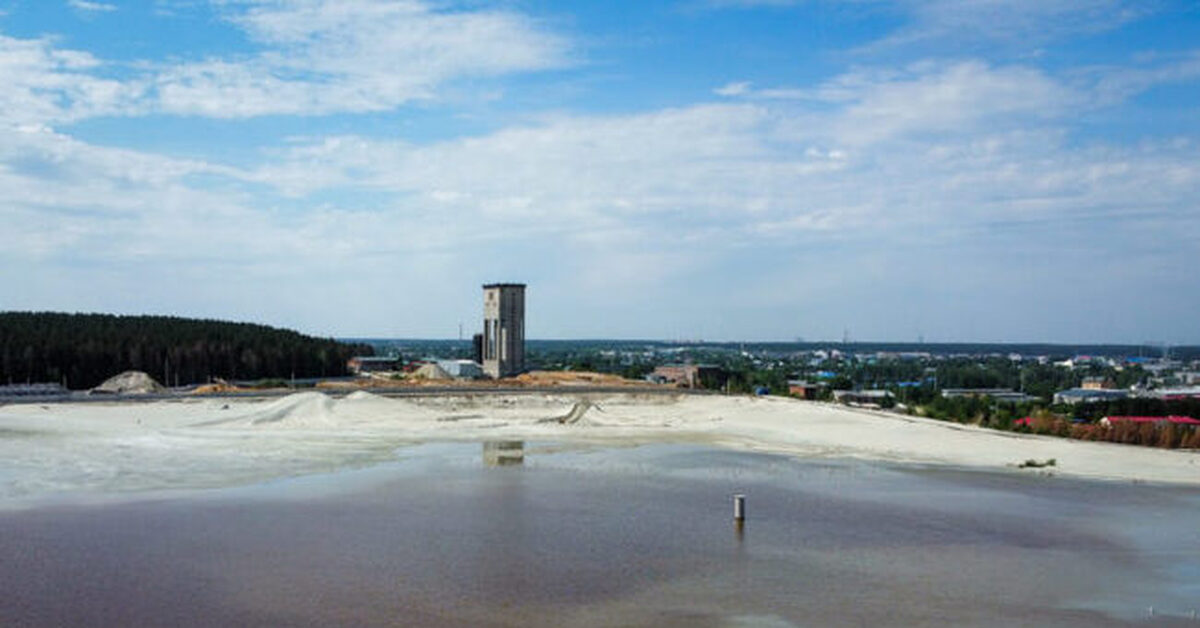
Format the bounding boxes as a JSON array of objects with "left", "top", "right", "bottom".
[{"left": 1, "top": 392, "right": 1197, "bottom": 502}]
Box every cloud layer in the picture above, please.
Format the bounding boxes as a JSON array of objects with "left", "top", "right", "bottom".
[{"left": 1, "top": 0, "right": 1198, "bottom": 341}]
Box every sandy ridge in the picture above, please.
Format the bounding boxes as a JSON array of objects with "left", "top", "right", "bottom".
[{"left": 0, "top": 392, "right": 1197, "bottom": 502}]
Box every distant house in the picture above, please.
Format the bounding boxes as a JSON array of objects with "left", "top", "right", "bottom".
[
  {"left": 1099, "top": 415, "right": 1200, "bottom": 427},
  {"left": 347, "top": 356, "right": 400, "bottom": 374},
  {"left": 651, "top": 364, "right": 727, "bottom": 389},
  {"left": 787, "top": 380, "right": 823, "bottom": 400}
]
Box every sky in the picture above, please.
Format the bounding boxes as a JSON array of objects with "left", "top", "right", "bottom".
[{"left": 1, "top": 0, "right": 1198, "bottom": 343}]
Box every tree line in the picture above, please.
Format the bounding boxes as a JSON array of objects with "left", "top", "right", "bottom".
[{"left": 0, "top": 312, "right": 373, "bottom": 389}]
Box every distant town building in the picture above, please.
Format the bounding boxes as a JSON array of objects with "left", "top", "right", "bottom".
[
  {"left": 482, "top": 283, "right": 526, "bottom": 378},
  {"left": 1145, "top": 387, "right": 1200, "bottom": 400},
  {"left": 652, "top": 364, "right": 726, "bottom": 389},
  {"left": 1081, "top": 376, "right": 1116, "bottom": 390},
  {"left": 347, "top": 356, "right": 399, "bottom": 374},
  {"left": 832, "top": 389, "right": 893, "bottom": 407}
]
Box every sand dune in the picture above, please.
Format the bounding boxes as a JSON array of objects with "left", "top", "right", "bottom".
[{"left": 1, "top": 392, "right": 1197, "bottom": 503}]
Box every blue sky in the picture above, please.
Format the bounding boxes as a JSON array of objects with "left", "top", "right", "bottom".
[{"left": 1, "top": 0, "right": 1198, "bottom": 343}]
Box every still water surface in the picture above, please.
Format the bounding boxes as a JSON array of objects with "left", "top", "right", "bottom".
[{"left": 1, "top": 442, "right": 1198, "bottom": 627}]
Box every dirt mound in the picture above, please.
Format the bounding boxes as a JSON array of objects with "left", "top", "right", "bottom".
[
  {"left": 513, "top": 371, "right": 644, "bottom": 387},
  {"left": 91, "top": 371, "right": 166, "bottom": 395}
]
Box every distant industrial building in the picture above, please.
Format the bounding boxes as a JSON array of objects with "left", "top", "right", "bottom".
[
  {"left": 482, "top": 283, "right": 526, "bottom": 378},
  {"left": 437, "top": 359, "right": 484, "bottom": 379},
  {"left": 347, "top": 356, "right": 399, "bottom": 374},
  {"left": 472, "top": 333, "right": 484, "bottom": 364}
]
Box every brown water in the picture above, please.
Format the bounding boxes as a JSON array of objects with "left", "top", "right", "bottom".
[{"left": 1, "top": 443, "right": 1198, "bottom": 627}]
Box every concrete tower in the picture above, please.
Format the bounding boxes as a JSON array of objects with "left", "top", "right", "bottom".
[{"left": 482, "top": 283, "right": 525, "bottom": 378}]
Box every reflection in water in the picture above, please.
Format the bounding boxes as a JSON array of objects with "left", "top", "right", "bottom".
[{"left": 482, "top": 441, "right": 524, "bottom": 466}]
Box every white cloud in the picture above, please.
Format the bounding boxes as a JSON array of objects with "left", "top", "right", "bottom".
[
  {"left": 713, "top": 61, "right": 1079, "bottom": 145},
  {"left": 1, "top": 0, "right": 569, "bottom": 123},
  {"left": 697, "top": 0, "right": 802, "bottom": 7},
  {"left": 865, "top": 0, "right": 1147, "bottom": 50},
  {"left": 714, "top": 81, "right": 751, "bottom": 96},
  {"left": 67, "top": 0, "right": 117, "bottom": 12},
  {"left": 153, "top": 0, "right": 569, "bottom": 117},
  {"left": 0, "top": 35, "right": 146, "bottom": 125},
  {"left": 823, "top": 61, "right": 1078, "bottom": 144},
  {"left": 238, "top": 70, "right": 1198, "bottom": 260},
  {"left": 1081, "top": 51, "right": 1200, "bottom": 105}
]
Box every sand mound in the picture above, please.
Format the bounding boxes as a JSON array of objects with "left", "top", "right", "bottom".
[
  {"left": 91, "top": 371, "right": 166, "bottom": 395},
  {"left": 240, "top": 392, "right": 337, "bottom": 427},
  {"left": 410, "top": 363, "right": 452, "bottom": 380}
]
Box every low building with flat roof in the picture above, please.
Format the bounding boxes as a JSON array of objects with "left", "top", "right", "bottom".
[
  {"left": 652, "top": 364, "right": 726, "bottom": 389},
  {"left": 1053, "top": 388, "right": 1129, "bottom": 405},
  {"left": 347, "top": 356, "right": 399, "bottom": 374},
  {"left": 833, "top": 389, "right": 893, "bottom": 406},
  {"left": 941, "top": 388, "right": 1039, "bottom": 403}
]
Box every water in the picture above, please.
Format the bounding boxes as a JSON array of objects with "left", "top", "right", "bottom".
[{"left": 1, "top": 443, "right": 1197, "bottom": 627}]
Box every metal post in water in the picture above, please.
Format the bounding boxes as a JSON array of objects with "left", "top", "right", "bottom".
[{"left": 733, "top": 494, "right": 745, "bottom": 522}]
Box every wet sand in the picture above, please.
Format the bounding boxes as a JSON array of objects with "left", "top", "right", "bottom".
[{"left": 2, "top": 443, "right": 1198, "bottom": 627}]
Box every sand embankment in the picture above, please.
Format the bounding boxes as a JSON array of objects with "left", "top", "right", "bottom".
[{"left": 1, "top": 392, "right": 1197, "bottom": 502}]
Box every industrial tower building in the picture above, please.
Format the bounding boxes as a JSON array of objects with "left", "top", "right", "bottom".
[{"left": 482, "top": 283, "right": 525, "bottom": 378}]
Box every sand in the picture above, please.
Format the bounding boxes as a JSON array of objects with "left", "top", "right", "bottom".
[{"left": 1, "top": 391, "right": 1198, "bottom": 503}]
